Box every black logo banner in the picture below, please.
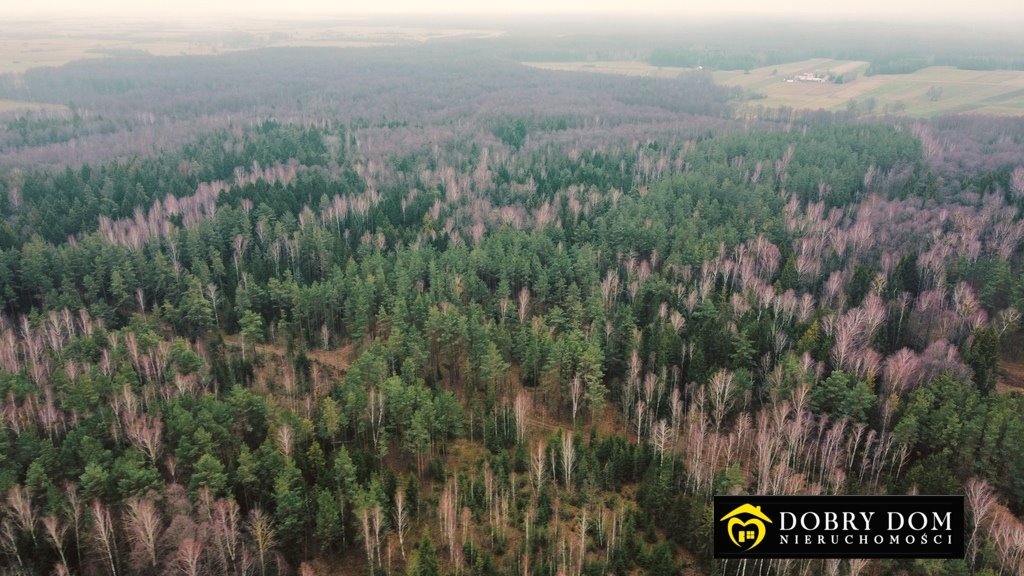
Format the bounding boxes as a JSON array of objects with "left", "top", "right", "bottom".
[{"left": 713, "top": 495, "right": 965, "bottom": 559}]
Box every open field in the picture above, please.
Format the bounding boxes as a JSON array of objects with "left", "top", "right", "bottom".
[
  {"left": 711, "top": 57, "right": 872, "bottom": 110},
  {"left": 0, "top": 99, "right": 69, "bottom": 113},
  {"left": 524, "top": 58, "right": 1024, "bottom": 116},
  {"left": 998, "top": 358, "right": 1024, "bottom": 394},
  {"left": 999, "top": 335, "right": 1024, "bottom": 394},
  {"left": 714, "top": 58, "right": 1024, "bottom": 116},
  {"left": 524, "top": 60, "right": 691, "bottom": 78},
  {"left": 0, "top": 18, "right": 502, "bottom": 74}
]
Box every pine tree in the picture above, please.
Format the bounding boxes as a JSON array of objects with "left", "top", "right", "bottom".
[{"left": 408, "top": 535, "right": 440, "bottom": 576}]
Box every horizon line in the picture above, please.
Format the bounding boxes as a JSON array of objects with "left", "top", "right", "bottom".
[{"left": 1, "top": 9, "right": 1022, "bottom": 23}]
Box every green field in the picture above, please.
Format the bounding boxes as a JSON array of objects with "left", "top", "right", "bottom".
[
  {"left": 524, "top": 58, "right": 1024, "bottom": 117},
  {"left": 715, "top": 59, "right": 1024, "bottom": 116}
]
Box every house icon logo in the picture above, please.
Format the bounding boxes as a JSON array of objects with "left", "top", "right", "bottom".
[{"left": 720, "top": 503, "right": 773, "bottom": 551}]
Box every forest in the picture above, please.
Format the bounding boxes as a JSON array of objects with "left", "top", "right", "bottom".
[{"left": 0, "top": 21, "right": 1023, "bottom": 576}]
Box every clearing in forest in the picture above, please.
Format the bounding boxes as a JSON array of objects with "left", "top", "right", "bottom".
[
  {"left": 524, "top": 57, "right": 1024, "bottom": 117},
  {"left": 524, "top": 60, "right": 691, "bottom": 78},
  {"left": 0, "top": 18, "right": 502, "bottom": 74},
  {"left": 0, "top": 99, "right": 68, "bottom": 113}
]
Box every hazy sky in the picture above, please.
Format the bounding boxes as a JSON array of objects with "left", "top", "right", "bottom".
[{"left": 3, "top": 0, "right": 1023, "bottom": 20}]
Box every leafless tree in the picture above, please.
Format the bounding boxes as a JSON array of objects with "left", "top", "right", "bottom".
[
  {"left": 569, "top": 374, "right": 584, "bottom": 425},
  {"left": 531, "top": 442, "right": 546, "bottom": 492},
  {"left": 371, "top": 503, "right": 386, "bottom": 571},
  {"left": 126, "top": 413, "right": 163, "bottom": 464},
  {"left": 175, "top": 538, "right": 204, "bottom": 576},
  {"left": 125, "top": 496, "right": 163, "bottom": 572},
  {"left": 651, "top": 420, "right": 671, "bottom": 464},
  {"left": 518, "top": 287, "right": 531, "bottom": 323},
  {"left": 276, "top": 424, "right": 293, "bottom": 459},
  {"left": 561, "top": 430, "right": 576, "bottom": 489},
  {"left": 996, "top": 307, "right": 1021, "bottom": 337},
  {"left": 439, "top": 478, "right": 459, "bottom": 564},
  {"left": 63, "top": 483, "right": 85, "bottom": 567},
  {"left": 393, "top": 490, "right": 409, "bottom": 560},
  {"left": 368, "top": 387, "right": 386, "bottom": 457},
  {"left": 360, "top": 504, "right": 375, "bottom": 575},
  {"left": 247, "top": 507, "right": 276, "bottom": 576},
  {"left": 634, "top": 399, "right": 647, "bottom": 444},
  {"left": 575, "top": 509, "right": 588, "bottom": 576},
  {"left": 91, "top": 500, "right": 119, "bottom": 576},
  {"left": 42, "top": 515, "right": 69, "bottom": 568},
  {"left": 1012, "top": 165, "right": 1024, "bottom": 199},
  {"left": 514, "top": 391, "right": 530, "bottom": 444},
  {"left": 848, "top": 558, "right": 869, "bottom": 576},
  {"left": 212, "top": 498, "right": 242, "bottom": 576},
  {"left": 708, "top": 369, "right": 735, "bottom": 432},
  {"left": 6, "top": 485, "right": 36, "bottom": 547},
  {"left": 205, "top": 283, "right": 220, "bottom": 329},
  {"left": 966, "top": 478, "right": 998, "bottom": 566}
]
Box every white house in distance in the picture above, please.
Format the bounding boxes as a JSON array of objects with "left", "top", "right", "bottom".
[{"left": 789, "top": 72, "right": 828, "bottom": 83}]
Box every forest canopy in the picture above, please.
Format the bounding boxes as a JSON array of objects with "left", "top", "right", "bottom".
[{"left": 0, "top": 25, "right": 1023, "bottom": 576}]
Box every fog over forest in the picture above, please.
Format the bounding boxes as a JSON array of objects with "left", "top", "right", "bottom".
[{"left": 3, "top": 0, "right": 1024, "bottom": 20}]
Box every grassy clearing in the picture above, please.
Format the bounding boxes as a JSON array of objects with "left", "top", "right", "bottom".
[
  {"left": 0, "top": 99, "right": 68, "bottom": 113},
  {"left": 0, "top": 18, "right": 502, "bottom": 75},
  {"left": 524, "top": 57, "right": 1024, "bottom": 117},
  {"left": 524, "top": 60, "right": 691, "bottom": 79},
  {"left": 716, "top": 60, "right": 1024, "bottom": 116},
  {"left": 998, "top": 357, "right": 1024, "bottom": 395}
]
